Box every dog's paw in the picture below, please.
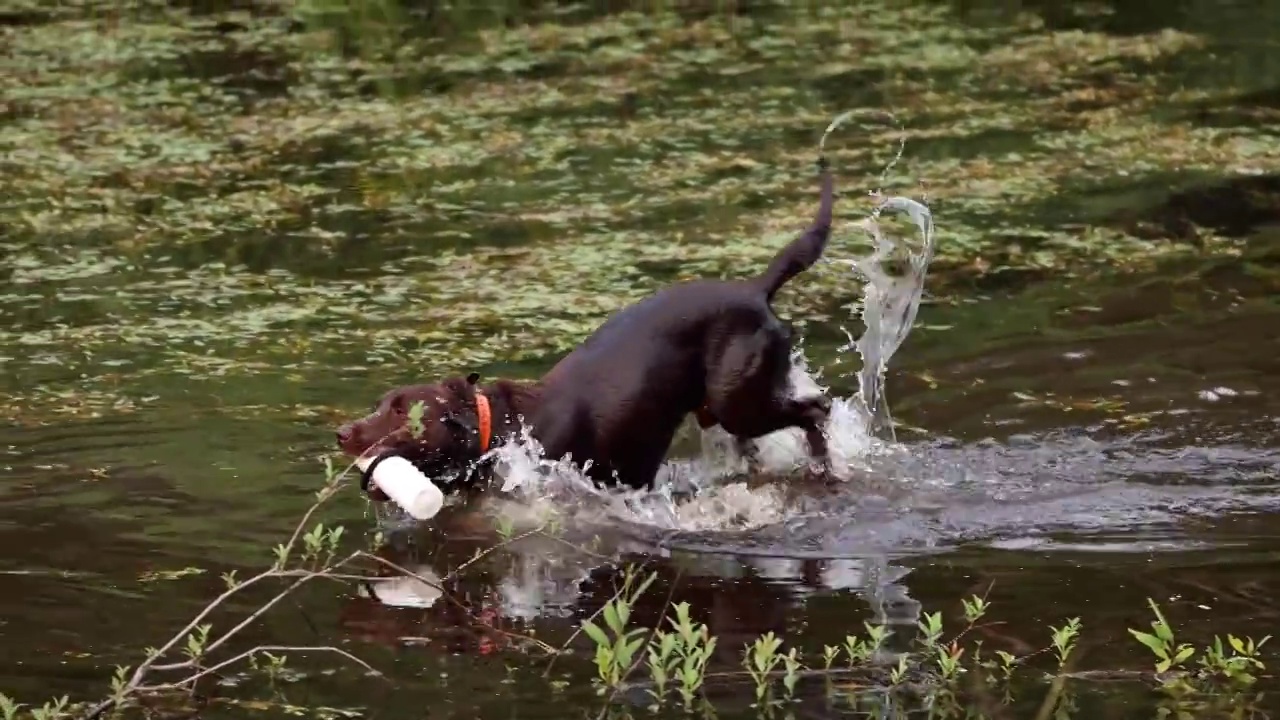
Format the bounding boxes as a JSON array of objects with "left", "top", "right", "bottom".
[
  {"left": 799, "top": 460, "right": 834, "bottom": 484},
  {"left": 801, "top": 394, "right": 832, "bottom": 418}
]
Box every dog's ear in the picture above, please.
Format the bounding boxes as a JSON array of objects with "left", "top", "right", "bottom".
[{"left": 465, "top": 372, "right": 480, "bottom": 386}]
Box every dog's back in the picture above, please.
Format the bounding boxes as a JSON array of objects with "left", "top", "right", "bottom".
[
  {"left": 533, "top": 160, "right": 836, "bottom": 488},
  {"left": 548, "top": 156, "right": 835, "bottom": 386}
]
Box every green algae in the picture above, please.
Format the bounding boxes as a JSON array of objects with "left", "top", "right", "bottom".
[{"left": 2, "top": 0, "right": 1278, "bottom": 424}]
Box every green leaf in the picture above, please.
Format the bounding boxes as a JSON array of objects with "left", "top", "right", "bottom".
[
  {"left": 673, "top": 602, "right": 690, "bottom": 624},
  {"left": 581, "top": 620, "right": 609, "bottom": 649},
  {"left": 603, "top": 603, "right": 623, "bottom": 636},
  {"left": 634, "top": 572, "right": 658, "bottom": 599},
  {"left": 615, "top": 639, "right": 636, "bottom": 667},
  {"left": 1129, "top": 629, "right": 1167, "bottom": 658},
  {"left": 625, "top": 637, "right": 646, "bottom": 664},
  {"left": 1172, "top": 646, "right": 1195, "bottom": 665},
  {"left": 660, "top": 632, "right": 677, "bottom": 655}
]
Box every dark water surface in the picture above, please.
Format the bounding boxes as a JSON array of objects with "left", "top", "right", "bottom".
[{"left": 3, "top": 0, "right": 1280, "bottom": 718}]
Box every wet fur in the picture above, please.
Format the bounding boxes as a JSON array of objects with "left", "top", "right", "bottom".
[{"left": 337, "top": 159, "right": 837, "bottom": 496}]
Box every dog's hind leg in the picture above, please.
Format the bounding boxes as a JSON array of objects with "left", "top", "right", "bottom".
[
  {"left": 719, "top": 395, "right": 831, "bottom": 470},
  {"left": 706, "top": 332, "right": 833, "bottom": 476},
  {"left": 694, "top": 404, "right": 763, "bottom": 474}
]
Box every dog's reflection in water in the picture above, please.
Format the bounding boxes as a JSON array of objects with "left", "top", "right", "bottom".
[{"left": 338, "top": 505, "right": 922, "bottom": 658}]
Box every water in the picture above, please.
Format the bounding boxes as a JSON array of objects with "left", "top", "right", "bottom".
[{"left": 4, "top": 0, "right": 1280, "bottom": 718}]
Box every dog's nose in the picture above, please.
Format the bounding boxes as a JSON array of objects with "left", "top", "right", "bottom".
[{"left": 336, "top": 425, "right": 353, "bottom": 446}]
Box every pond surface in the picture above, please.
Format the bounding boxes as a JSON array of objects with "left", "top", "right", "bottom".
[{"left": 3, "top": 0, "right": 1280, "bottom": 718}]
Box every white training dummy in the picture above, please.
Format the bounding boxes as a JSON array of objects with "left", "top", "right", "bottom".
[{"left": 356, "top": 454, "right": 445, "bottom": 521}]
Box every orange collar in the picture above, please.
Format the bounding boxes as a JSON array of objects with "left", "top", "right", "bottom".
[{"left": 475, "top": 391, "right": 492, "bottom": 453}]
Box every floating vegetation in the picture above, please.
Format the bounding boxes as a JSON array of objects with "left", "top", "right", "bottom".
[{"left": 2, "top": 0, "right": 1276, "bottom": 419}]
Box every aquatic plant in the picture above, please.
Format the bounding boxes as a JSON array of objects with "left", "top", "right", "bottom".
[
  {"left": 573, "top": 579, "right": 1271, "bottom": 717},
  {"left": 579, "top": 568, "right": 657, "bottom": 695},
  {"left": 1131, "top": 598, "right": 1271, "bottom": 692}
]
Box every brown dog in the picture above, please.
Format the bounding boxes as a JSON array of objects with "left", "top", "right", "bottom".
[{"left": 337, "top": 157, "right": 836, "bottom": 497}]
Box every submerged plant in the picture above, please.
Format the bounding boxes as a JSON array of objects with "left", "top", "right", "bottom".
[
  {"left": 645, "top": 630, "right": 680, "bottom": 709},
  {"left": 1198, "top": 634, "right": 1270, "bottom": 686},
  {"left": 669, "top": 603, "right": 716, "bottom": 709},
  {"left": 0, "top": 695, "right": 22, "bottom": 720},
  {"left": 845, "top": 621, "right": 890, "bottom": 667},
  {"left": 579, "top": 570, "right": 658, "bottom": 695},
  {"left": 889, "top": 654, "right": 910, "bottom": 686},
  {"left": 780, "top": 647, "right": 802, "bottom": 702},
  {"left": 1128, "top": 599, "right": 1195, "bottom": 675},
  {"left": 935, "top": 641, "right": 965, "bottom": 682},
  {"left": 745, "top": 632, "right": 785, "bottom": 706},
  {"left": 962, "top": 596, "right": 990, "bottom": 624},
  {"left": 1050, "top": 617, "right": 1082, "bottom": 670},
  {"left": 26, "top": 697, "right": 68, "bottom": 720},
  {"left": 917, "top": 611, "right": 945, "bottom": 650}
]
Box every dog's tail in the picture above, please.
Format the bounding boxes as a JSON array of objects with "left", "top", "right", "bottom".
[{"left": 754, "top": 157, "right": 834, "bottom": 302}]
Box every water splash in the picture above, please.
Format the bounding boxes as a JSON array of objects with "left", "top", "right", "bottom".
[
  {"left": 695, "top": 193, "right": 937, "bottom": 483},
  {"left": 844, "top": 195, "right": 937, "bottom": 443}
]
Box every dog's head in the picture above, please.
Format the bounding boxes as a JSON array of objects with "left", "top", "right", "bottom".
[{"left": 336, "top": 372, "right": 489, "bottom": 498}]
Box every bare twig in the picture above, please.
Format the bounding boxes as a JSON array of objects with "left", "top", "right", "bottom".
[
  {"left": 150, "top": 554, "right": 361, "bottom": 672},
  {"left": 531, "top": 529, "right": 615, "bottom": 563},
  {"left": 443, "top": 524, "right": 546, "bottom": 581},
  {"left": 111, "top": 568, "right": 278, "bottom": 685},
  {"left": 80, "top": 457, "right": 373, "bottom": 720},
  {"left": 279, "top": 453, "right": 370, "bottom": 560},
  {"left": 137, "top": 645, "right": 381, "bottom": 694}
]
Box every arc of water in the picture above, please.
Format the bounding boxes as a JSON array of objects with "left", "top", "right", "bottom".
[{"left": 844, "top": 195, "right": 936, "bottom": 444}]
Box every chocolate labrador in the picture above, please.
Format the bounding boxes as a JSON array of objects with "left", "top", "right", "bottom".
[{"left": 337, "top": 156, "right": 837, "bottom": 498}]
